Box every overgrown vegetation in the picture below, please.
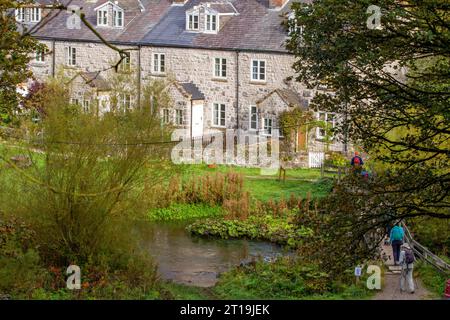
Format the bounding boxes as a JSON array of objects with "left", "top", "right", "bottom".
[
  {"left": 415, "top": 261, "right": 449, "bottom": 298},
  {"left": 287, "top": 0, "right": 450, "bottom": 270},
  {"left": 148, "top": 203, "right": 224, "bottom": 222},
  {"left": 213, "top": 258, "right": 373, "bottom": 300},
  {"left": 187, "top": 194, "right": 317, "bottom": 248},
  {"left": 0, "top": 79, "right": 176, "bottom": 299}
]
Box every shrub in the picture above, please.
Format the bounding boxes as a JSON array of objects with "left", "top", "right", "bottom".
[{"left": 214, "top": 257, "right": 370, "bottom": 300}]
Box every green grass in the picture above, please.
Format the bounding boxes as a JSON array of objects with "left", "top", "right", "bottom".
[
  {"left": 415, "top": 260, "right": 449, "bottom": 298},
  {"left": 148, "top": 203, "right": 224, "bottom": 222},
  {"left": 161, "top": 282, "right": 214, "bottom": 300},
  {"left": 177, "top": 164, "right": 334, "bottom": 201},
  {"left": 246, "top": 178, "right": 333, "bottom": 201}
]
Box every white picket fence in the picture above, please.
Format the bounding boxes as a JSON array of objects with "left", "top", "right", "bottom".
[{"left": 308, "top": 151, "right": 325, "bottom": 168}]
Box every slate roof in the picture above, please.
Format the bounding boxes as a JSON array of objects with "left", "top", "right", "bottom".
[
  {"left": 33, "top": 0, "right": 173, "bottom": 44},
  {"left": 179, "top": 82, "right": 205, "bottom": 100},
  {"left": 257, "top": 88, "right": 308, "bottom": 109},
  {"left": 79, "top": 72, "right": 111, "bottom": 91},
  {"left": 32, "top": 0, "right": 310, "bottom": 53},
  {"left": 141, "top": 0, "right": 293, "bottom": 52}
]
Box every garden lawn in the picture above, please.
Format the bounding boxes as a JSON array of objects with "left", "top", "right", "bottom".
[{"left": 176, "top": 164, "right": 334, "bottom": 201}]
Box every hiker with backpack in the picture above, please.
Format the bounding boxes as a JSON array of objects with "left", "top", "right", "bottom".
[
  {"left": 389, "top": 223, "right": 405, "bottom": 265},
  {"left": 351, "top": 151, "right": 364, "bottom": 167},
  {"left": 399, "top": 243, "right": 416, "bottom": 294},
  {"left": 350, "top": 152, "right": 364, "bottom": 175}
]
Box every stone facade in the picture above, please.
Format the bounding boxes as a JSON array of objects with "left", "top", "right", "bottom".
[{"left": 29, "top": 40, "right": 347, "bottom": 164}]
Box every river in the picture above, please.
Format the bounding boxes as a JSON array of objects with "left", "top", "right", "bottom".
[{"left": 139, "top": 222, "right": 290, "bottom": 287}]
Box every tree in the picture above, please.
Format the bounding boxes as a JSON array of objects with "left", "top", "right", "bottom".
[
  {"left": 0, "top": 0, "right": 44, "bottom": 123},
  {"left": 287, "top": 0, "right": 449, "bottom": 221},
  {"left": 0, "top": 79, "right": 176, "bottom": 265}
]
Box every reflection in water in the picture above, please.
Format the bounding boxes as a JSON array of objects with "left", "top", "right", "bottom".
[{"left": 138, "top": 222, "right": 290, "bottom": 287}]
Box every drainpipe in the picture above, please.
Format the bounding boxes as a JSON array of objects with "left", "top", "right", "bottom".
[
  {"left": 137, "top": 44, "right": 142, "bottom": 108},
  {"left": 51, "top": 40, "right": 56, "bottom": 77},
  {"left": 190, "top": 99, "right": 193, "bottom": 138},
  {"left": 235, "top": 50, "right": 240, "bottom": 130}
]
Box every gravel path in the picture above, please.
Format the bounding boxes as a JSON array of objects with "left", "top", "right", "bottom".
[{"left": 373, "top": 241, "right": 433, "bottom": 300}]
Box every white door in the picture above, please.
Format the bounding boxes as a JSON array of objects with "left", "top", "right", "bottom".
[{"left": 191, "top": 101, "right": 204, "bottom": 137}]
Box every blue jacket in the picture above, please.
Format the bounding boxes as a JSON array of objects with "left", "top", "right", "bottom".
[{"left": 390, "top": 226, "right": 404, "bottom": 242}]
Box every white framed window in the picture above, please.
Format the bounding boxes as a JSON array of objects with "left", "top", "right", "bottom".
[
  {"left": 213, "top": 103, "right": 226, "bottom": 127},
  {"left": 71, "top": 98, "right": 80, "bottom": 106},
  {"left": 249, "top": 105, "right": 258, "bottom": 130},
  {"left": 162, "top": 108, "right": 170, "bottom": 124},
  {"left": 121, "top": 94, "right": 132, "bottom": 110},
  {"left": 153, "top": 53, "right": 165, "bottom": 74},
  {"left": 82, "top": 100, "right": 90, "bottom": 113},
  {"left": 97, "top": 9, "right": 108, "bottom": 26},
  {"left": 119, "top": 54, "right": 131, "bottom": 72},
  {"left": 206, "top": 14, "right": 217, "bottom": 32},
  {"left": 175, "top": 109, "right": 184, "bottom": 125},
  {"left": 30, "top": 8, "right": 41, "bottom": 22},
  {"left": 113, "top": 8, "right": 124, "bottom": 27},
  {"left": 66, "top": 46, "right": 77, "bottom": 66},
  {"left": 15, "top": 8, "right": 26, "bottom": 22},
  {"left": 251, "top": 59, "right": 266, "bottom": 82},
  {"left": 214, "top": 58, "right": 227, "bottom": 78},
  {"left": 316, "top": 112, "right": 336, "bottom": 139},
  {"left": 187, "top": 13, "right": 199, "bottom": 31},
  {"left": 263, "top": 118, "right": 273, "bottom": 136},
  {"left": 35, "top": 49, "right": 45, "bottom": 63}
]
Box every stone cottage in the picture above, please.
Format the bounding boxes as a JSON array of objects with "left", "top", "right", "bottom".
[{"left": 20, "top": 0, "right": 348, "bottom": 166}]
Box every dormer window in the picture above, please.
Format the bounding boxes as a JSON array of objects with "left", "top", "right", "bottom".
[
  {"left": 15, "top": 8, "right": 26, "bottom": 22},
  {"left": 15, "top": 7, "right": 41, "bottom": 23},
  {"left": 113, "top": 8, "right": 124, "bottom": 27},
  {"left": 95, "top": 1, "right": 124, "bottom": 28},
  {"left": 205, "top": 14, "right": 217, "bottom": 32},
  {"left": 30, "top": 8, "right": 41, "bottom": 22},
  {"left": 187, "top": 12, "right": 199, "bottom": 31},
  {"left": 97, "top": 8, "right": 108, "bottom": 26}
]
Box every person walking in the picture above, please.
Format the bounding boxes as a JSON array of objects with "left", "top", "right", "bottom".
[
  {"left": 389, "top": 223, "right": 404, "bottom": 265},
  {"left": 350, "top": 151, "right": 364, "bottom": 175},
  {"left": 350, "top": 151, "right": 364, "bottom": 167},
  {"left": 399, "top": 243, "right": 416, "bottom": 294}
]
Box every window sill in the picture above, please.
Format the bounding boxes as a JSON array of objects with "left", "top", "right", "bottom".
[
  {"left": 250, "top": 80, "right": 267, "bottom": 85},
  {"left": 151, "top": 73, "right": 167, "bottom": 78},
  {"left": 212, "top": 77, "right": 227, "bottom": 82},
  {"left": 212, "top": 125, "right": 226, "bottom": 129},
  {"left": 30, "top": 62, "right": 46, "bottom": 67}
]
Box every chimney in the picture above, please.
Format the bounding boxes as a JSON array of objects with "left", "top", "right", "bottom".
[{"left": 269, "top": 0, "right": 288, "bottom": 9}]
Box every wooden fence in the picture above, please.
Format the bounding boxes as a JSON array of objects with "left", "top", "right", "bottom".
[{"left": 401, "top": 222, "right": 450, "bottom": 275}]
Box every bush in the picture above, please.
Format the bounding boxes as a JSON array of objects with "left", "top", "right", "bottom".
[
  {"left": 214, "top": 257, "right": 371, "bottom": 300},
  {"left": 0, "top": 214, "right": 49, "bottom": 299},
  {"left": 187, "top": 213, "right": 313, "bottom": 248},
  {"left": 324, "top": 152, "right": 348, "bottom": 167}
]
